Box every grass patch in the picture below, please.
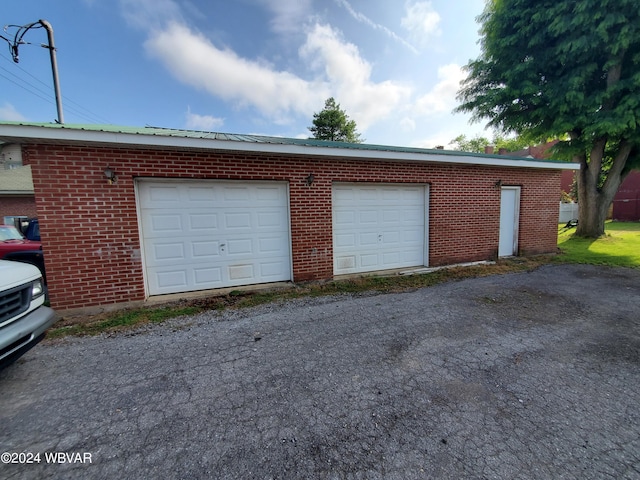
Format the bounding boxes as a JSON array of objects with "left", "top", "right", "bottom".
[
  {"left": 47, "top": 257, "right": 551, "bottom": 339},
  {"left": 556, "top": 221, "right": 640, "bottom": 267},
  {"left": 47, "top": 306, "right": 201, "bottom": 339},
  {"left": 47, "top": 222, "right": 639, "bottom": 339}
]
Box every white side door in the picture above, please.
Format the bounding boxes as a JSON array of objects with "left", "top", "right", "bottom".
[{"left": 499, "top": 186, "right": 521, "bottom": 257}]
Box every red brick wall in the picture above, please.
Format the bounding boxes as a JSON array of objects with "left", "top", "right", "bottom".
[
  {"left": 24, "top": 144, "right": 561, "bottom": 310},
  {"left": 0, "top": 196, "right": 37, "bottom": 222}
]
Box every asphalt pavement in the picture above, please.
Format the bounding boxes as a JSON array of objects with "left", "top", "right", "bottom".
[{"left": 1, "top": 264, "right": 639, "bottom": 479}]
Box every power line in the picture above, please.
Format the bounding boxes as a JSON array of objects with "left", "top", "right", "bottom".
[
  {"left": 0, "top": 69, "right": 97, "bottom": 123},
  {"left": 0, "top": 50, "right": 50, "bottom": 89},
  {"left": 0, "top": 70, "right": 54, "bottom": 105},
  {"left": 0, "top": 59, "right": 54, "bottom": 99},
  {"left": 0, "top": 69, "right": 110, "bottom": 124},
  {"left": 0, "top": 50, "right": 112, "bottom": 124}
]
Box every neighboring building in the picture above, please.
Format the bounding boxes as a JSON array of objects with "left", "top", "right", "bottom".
[
  {"left": 612, "top": 171, "right": 640, "bottom": 221},
  {"left": 0, "top": 122, "right": 579, "bottom": 312},
  {"left": 506, "top": 140, "right": 560, "bottom": 161},
  {"left": 560, "top": 170, "right": 575, "bottom": 197},
  {"left": 0, "top": 163, "right": 37, "bottom": 225}
]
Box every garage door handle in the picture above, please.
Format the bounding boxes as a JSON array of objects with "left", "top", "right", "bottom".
[{"left": 220, "top": 243, "right": 226, "bottom": 251}]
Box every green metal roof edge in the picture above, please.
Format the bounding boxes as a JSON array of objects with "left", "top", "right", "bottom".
[{"left": 0, "top": 121, "right": 573, "bottom": 165}]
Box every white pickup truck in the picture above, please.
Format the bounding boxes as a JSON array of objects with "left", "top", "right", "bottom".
[{"left": 0, "top": 260, "right": 57, "bottom": 368}]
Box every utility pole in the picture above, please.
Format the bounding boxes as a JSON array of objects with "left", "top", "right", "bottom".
[
  {"left": 39, "top": 20, "right": 64, "bottom": 124},
  {"left": 2, "top": 19, "right": 64, "bottom": 124}
]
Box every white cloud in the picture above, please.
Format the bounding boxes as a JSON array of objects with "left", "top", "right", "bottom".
[
  {"left": 401, "top": 1, "right": 441, "bottom": 47},
  {"left": 334, "top": 0, "right": 418, "bottom": 54},
  {"left": 119, "top": 0, "right": 183, "bottom": 29},
  {"left": 121, "top": 0, "right": 413, "bottom": 134},
  {"left": 300, "top": 24, "right": 411, "bottom": 131},
  {"left": 413, "top": 63, "right": 465, "bottom": 116},
  {"left": 185, "top": 107, "right": 224, "bottom": 131},
  {"left": 258, "top": 0, "right": 313, "bottom": 34},
  {"left": 0, "top": 103, "right": 27, "bottom": 122},
  {"left": 144, "top": 22, "right": 326, "bottom": 124},
  {"left": 138, "top": 11, "right": 410, "bottom": 131},
  {"left": 400, "top": 117, "right": 416, "bottom": 132},
  {"left": 410, "top": 133, "right": 451, "bottom": 149}
]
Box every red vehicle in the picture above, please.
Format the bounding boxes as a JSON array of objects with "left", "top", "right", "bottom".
[{"left": 0, "top": 225, "right": 45, "bottom": 279}]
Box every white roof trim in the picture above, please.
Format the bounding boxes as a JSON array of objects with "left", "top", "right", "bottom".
[{"left": 0, "top": 123, "right": 581, "bottom": 170}]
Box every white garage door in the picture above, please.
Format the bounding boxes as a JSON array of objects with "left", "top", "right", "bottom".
[
  {"left": 333, "top": 184, "right": 428, "bottom": 275},
  {"left": 137, "top": 180, "right": 291, "bottom": 295}
]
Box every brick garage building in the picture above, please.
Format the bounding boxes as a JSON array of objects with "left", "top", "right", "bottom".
[{"left": 0, "top": 123, "right": 579, "bottom": 311}]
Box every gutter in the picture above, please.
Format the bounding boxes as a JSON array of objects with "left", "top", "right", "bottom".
[{"left": 0, "top": 123, "right": 581, "bottom": 171}]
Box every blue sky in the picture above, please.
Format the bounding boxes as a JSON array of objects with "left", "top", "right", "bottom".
[{"left": 0, "top": 0, "right": 489, "bottom": 148}]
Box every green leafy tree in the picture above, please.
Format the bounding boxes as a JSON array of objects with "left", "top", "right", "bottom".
[
  {"left": 309, "top": 97, "right": 363, "bottom": 143},
  {"left": 455, "top": 0, "right": 640, "bottom": 237},
  {"left": 449, "top": 134, "right": 490, "bottom": 153},
  {"left": 449, "top": 133, "right": 531, "bottom": 153}
]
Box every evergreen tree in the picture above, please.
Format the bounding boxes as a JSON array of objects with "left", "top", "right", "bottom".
[{"left": 309, "top": 98, "right": 362, "bottom": 143}]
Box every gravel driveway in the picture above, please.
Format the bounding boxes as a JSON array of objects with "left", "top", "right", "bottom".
[{"left": 1, "top": 264, "right": 639, "bottom": 479}]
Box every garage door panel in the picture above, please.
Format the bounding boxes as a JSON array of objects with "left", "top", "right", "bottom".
[
  {"left": 191, "top": 241, "right": 220, "bottom": 258},
  {"left": 223, "top": 186, "right": 250, "bottom": 202},
  {"left": 358, "top": 189, "right": 378, "bottom": 201},
  {"left": 386, "top": 207, "right": 421, "bottom": 222},
  {"left": 403, "top": 250, "right": 424, "bottom": 263},
  {"left": 189, "top": 213, "right": 218, "bottom": 230},
  {"left": 259, "top": 236, "right": 287, "bottom": 253},
  {"left": 225, "top": 212, "right": 252, "bottom": 229},
  {"left": 382, "top": 252, "right": 401, "bottom": 265},
  {"left": 187, "top": 186, "right": 216, "bottom": 202},
  {"left": 336, "top": 255, "right": 356, "bottom": 270},
  {"left": 333, "top": 188, "right": 355, "bottom": 202},
  {"left": 194, "top": 267, "right": 222, "bottom": 284},
  {"left": 381, "top": 209, "right": 402, "bottom": 224},
  {"left": 156, "top": 269, "right": 188, "bottom": 289},
  {"left": 256, "top": 186, "right": 284, "bottom": 202},
  {"left": 335, "top": 233, "right": 356, "bottom": 248},
  {"left": 382, "top": 231, "right": 401, "bottom": 245},
  {"left": 149, "top": 213, "right": 183, "bottom": 233},
  {"left": 382, "top": 190, "right": 404, "bottom": 202},
  {"left": 148, "top": 185, "right": 180, "bottom": 203},
  {"left": 333, "top": 184, "right": 427, "bottom": 275},
  {"left": 228, "top": 264, "right": 254, "bottom": 280},
  {"left": 258, "top": 211, "right": 284, "bottom": 228},
  {"left": 360, "top": 253, "right": 380, "bottom": 267},
  {"left": 153, "top": 243, "right": 185, "bottom": 261},
  {"left": 138, "top": 180, "right": 291, "bottom": 295},
  {"left": 334, "top": 210, "right": 356, "bottom": 225},
  {"left": 402, "top": 228, "right": 424, "bottom": 243},
  {"left": 359, "top": 210, "right": 379, "bottom": 223},
  {"left": 260, "top": 260, "right": 289, "bottom": 278},
  {"left": 360, "top": 232, "right": 379, "bottom": 246},
  {"left": 227, "top": 238, "right": 253, "bottom": 255}
]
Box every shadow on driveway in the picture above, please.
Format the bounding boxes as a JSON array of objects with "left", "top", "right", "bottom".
[{"left": 1, "top": 264, "right": 639, "bottom": 479}]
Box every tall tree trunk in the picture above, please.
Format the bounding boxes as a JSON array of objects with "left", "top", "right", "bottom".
[
  {"left": 576, "top": 173, "right": 609, "bottom": 237},
  {"left": 575, "top": 142, "right": 631, "bottom": 238}
]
